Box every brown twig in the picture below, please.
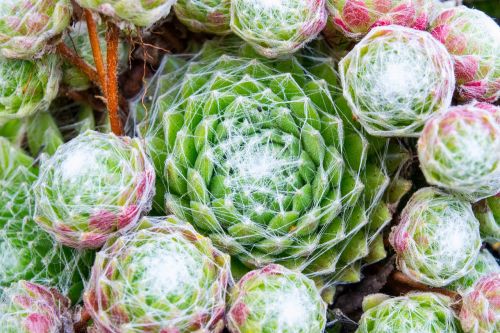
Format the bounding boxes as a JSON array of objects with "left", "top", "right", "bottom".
[
  {"left": 56, "top": 43, "right": 100, "bottom": 86},
  {"left": 389, "top": 271, "right": 459, "bottom": 299},
  {"left": 84, "top": 9, "right": 107, "bottom": 97},
  {"left": 106, "top": 21, "right": 123, "bottom": 135}
]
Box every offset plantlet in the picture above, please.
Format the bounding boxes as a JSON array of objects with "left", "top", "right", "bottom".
[
  {"left": 430, "top": 5, "right": 500, "bottom": 103},
  {"left": 34, "top": 130, "right": 155, "bottom": 249},
  {"left": 174, "top": 0, "right": 231, "bottom": 35},
  {"left": 134, "top": 37, "right": 410, "bottom": 283},
  {"left": 326, "top": 0, "right": 433, "bottom": 39},
  {"left": 390, "top": 187, "right": 481, "bottom": 287},
  {"left": 230, "top": 0, "right": 327, "bottom": 57},
  {"left": 227, "top": 264, "right": 327, "bottom": 333},
  {"left": 62, "top": 21, "right": 128, "bottom": 91},
  {"left": 0, "top": 281, "right": 72, "bottom": 332},
  {"left": 448, "top": 249, "right": 499, "bottom": 292},
  {"left": 0, "top": 138, "right": 93, "bottom": 303},
  {"left": 460, "top": 273, "right": 500, "bottom": 333},
  {"left": 339, "top": 25, "right": 455, "bottom": 137},
  {"left": 474, "top": 195, "right": 500, "bottom": 244},
  {"left": 0, "top": 56, "right": 61, "bottom": 123},
  {"left": 0, "top": 0, "right": 72, "bottom": 59},
  {"left": 84, "top": 216, "right": 230, "bottom": 333},
  {"left": 418, "top": 102, "right": 500, "bottom": 202},
  {"left": 356, "top": 292, "right": 461, "bottom": 333},
  {"left": 75, "top": 0, "right": 177, "bottom": 28}
]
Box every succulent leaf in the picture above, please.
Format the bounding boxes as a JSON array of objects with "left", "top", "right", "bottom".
[
  {"left": 174, "top": 0, "right": 231, "bottom": 35},
  {"left": 230, "top": 0, "right": 327, "bottom": 58},
  {"left": 227, "top": 264, "right": 327, "bottom": 333},
  {"left": 33, "top": 130, "right": 156, "bottom": 249},
  {"left": 339, "top": 25, "right": 455, "bottom": 137},
  {"left": 429, "top": 5, "right": 500, "bottom": 103},
  {"left": 390, "top": 187, "right": 482, "bottom": 287},
  {"left": 356, "top": 292, "right": 462, "bottom": 332},
  {"left": 84, "top": 216, "right": 230, "bottom": 333},
  {"left": 0, "top": 281, "right": 71, "bottom": 333},
  {"left": 418, "top": 102, "right": 500, "bottom": 202},
  {"left": 0, "top": 138, "right": 93, "bottom": 303},
  {"left": 0, "top": 55, "right": 61, "bottom": 123},
  {"left": 0, "top": 0, "right": 72, "bottom": 59}
]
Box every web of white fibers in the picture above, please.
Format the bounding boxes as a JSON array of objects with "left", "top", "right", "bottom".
[
  {"left": 339, "top": 25, "right": 455, "bottom": 137},
  {"left": 173, "top": 0, "right": 231, "bottom": 34},
  {"left": 358, "top": 293, "right": 460, "bottom": 333},
  {"left": 86, "top": 219, "right": 229, "bottom": 332},
  {"left": 418, "top": 99, "right": 500, "bottom": 202},
  {"left": 228, "top": 266, "right": 326, "bottom": 333},
  {"left": 33, "top": 131, "right": 155, "bottom": 248},
  {"left": 0, "top": 55, "right": 61, "bottom": 122},
  {"left": 0, "top": 139, "right": 91, "bottom": 298},
  {"left": 75, "top": 0, "right": 177, "bottom": 29},
  {"left": 395, "top": 188, "right": 481, "bottom": 287},
  {"left": 230, "top": 0, "right": 327, "bottom": 57},
  {"left": 131, "top": 38, "right": 393, "bottom": 287},
  {"left": 0, "top": 281, "right": 67, "bottom": 331}
]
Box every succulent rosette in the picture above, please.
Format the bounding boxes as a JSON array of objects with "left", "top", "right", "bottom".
[
  {"left": 75, "top": 0, "right": 177, "bottom": 28},
  {"left": 390, "top": 187, "right": 481, "bottom": 287},
  {"left": 174, "top": 0, "right": 231, "bottom": 35},
  {"left": 460, "top": 273, "right": 500, "bottom": 333},
  {"left": 448, "top": 249, "right": 499, "bottom": 292},
  {"left": 62, "top": 21, "right": 129, "bottom": 91},
  {"left": 0, "top": 55, "right": 61, "bottom": 124},
  {"left": 430, "top": 6, "right": 500, "bottom": 103},
  {"left": 326, "top": 0, "right": 433, "bottom": 39},
  {"left": 339, "top": 25, "right": 455, "bottom": 137},
  {"left": 84, "top": 216, "right": 230, "bottom": 333},
  {"left": 356, "top": 292, "right": 462, "bottom": 333},
  {"left": 230, "top": 0, "right": 327, "bottom": 58},
  {"left": 33, "top": 130, "right": 155, "bottom": 249},
  {"left": 0, "top": 281, "right": 72, "bottom": 333},
  {"left": 227, "top": 264, "right": 326, "bottom": 333},
  {"left": 474, "top": 195, "right": 500, "bottom": 243},
  {"left": 418, "top": 102, "right": 500, "bottom": 202},
  {"left": 0, "top": 138, "right": 94, "bottom": 303},
  {"left": 133, "top": 37, "right": 413, "bottom": 283},
  {"left": 0, "top": 0, "right": 72, "bottom": 59}
]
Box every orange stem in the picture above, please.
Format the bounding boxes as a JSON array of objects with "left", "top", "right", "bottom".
[
  {"left": 84, "top": 9, "right": 107, "bottom": 97},
  {"left": 106, "top": 21, "right": 123, "bottom": 136},
  {"left": 56, "top": 42, "right": 100, "bottom": 86}
]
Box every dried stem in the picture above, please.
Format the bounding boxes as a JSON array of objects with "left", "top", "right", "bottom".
[
  {"left": 106, "top": 21, "right": 123, "bottom": 136},
  {"left": 56, "top": 43, "right": 100, "bottom": 85},
  {"left": 84, "top": 9, "right": 107, "bottom": 97},
  {"left": 390, "top": 271, "right": 459, "bottom": 299}
]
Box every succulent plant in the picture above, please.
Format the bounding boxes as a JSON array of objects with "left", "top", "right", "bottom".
[
  {"left": 33, "top": 130, "right": 155, "bottom": 249},
  {"left": 227, "top": 264, "right": 327, "bottom": 333},
  {"left": 0, "top": 0, "right": 72, "bottom": 59},
  {"left": 174, "top": 0, "right": 231, "bottom": 35},
  {"left": 460, "top": 273, "right": 500, "bottom": 333},
  {"left": 339, "top": 25, "right": 455, "bottom": 137},
  {"left": 230, "top": 0, "right": 327, "bottom": 58},
  {"left": 326, "top": 0, "right": 434, "bottom": 39},
  {"left": 390, "top": 187, "right": 481, "bottom": 287},
  {"left": 75, "top": 0, "right": 177, "bottom": 28},
  {"left": 474, "top": 195, "right": 500, "bottom": 244},
  {"left": 0, "top": 281, "right": 72, "bottom": 333},
  {"left": 356, "top": 292, "right": 462, "bottom": 333},
  {"left": 62, "top": 21, "right": 129, "bottom": 91},
  {"left": 26, "top": 110, "right": 64, "bottom": 156},
  {"left": 84, "top": 216, "right": 230, "bottom": 333},
  {"left": 0, "top": 55, "right": 61, "bottom": 124},
  {"left": 448, "top": 249, "right": 499, "bottom": 292},
  {"left": 430, "top": 5, "right": 500, "bottom": 103},
  {"left": 418, "top": 102, "right": 500, "bottom": 202},
  {"left": 133, "top": 37, "right": 412, "bottom": 283},
  {"left": 0, "top": 138, "right": 94, "bottom": 303}
]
